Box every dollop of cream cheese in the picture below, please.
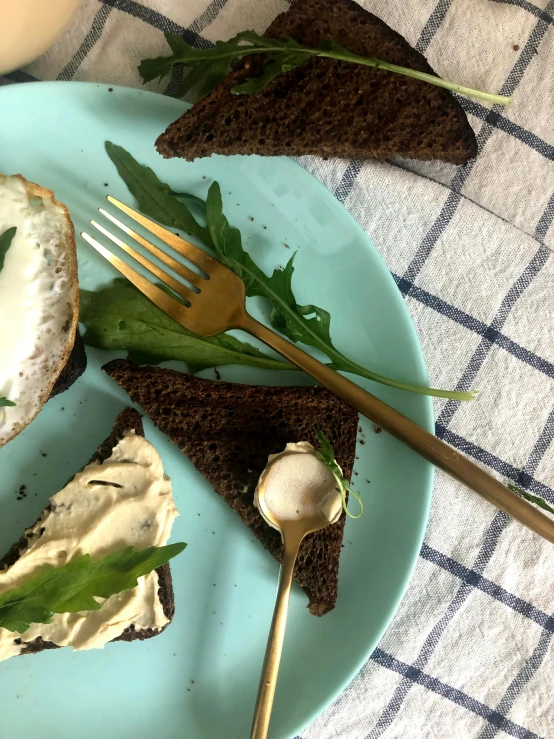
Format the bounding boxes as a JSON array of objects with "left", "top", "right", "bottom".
[
  {"left": 254, "top": 442, "right": 343, "bottom": 526},
  {"left": 0, "top": 431, "right": 179, "bottom": 663}
]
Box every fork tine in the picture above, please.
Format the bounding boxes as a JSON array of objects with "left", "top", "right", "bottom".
[
  {"left": 82, "top": 231, "right": 196, "bottom": 310},
  {"left": 90, "top": 220, "right": 196, "bottom": 304},
  {"left": 98, "top": 209, "right": 205, "bottom": 290},
  {"left": 106, "top": 195, "right": 217, "bottom": 274}
]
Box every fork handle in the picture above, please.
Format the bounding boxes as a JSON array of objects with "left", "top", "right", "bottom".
[{"left": 239, "top": 314, "right": 554, "bottom": 544}]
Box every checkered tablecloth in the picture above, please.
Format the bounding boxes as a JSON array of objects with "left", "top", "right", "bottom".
[{"left": 3, "top": 1, "right": 554, "bottom": 737}]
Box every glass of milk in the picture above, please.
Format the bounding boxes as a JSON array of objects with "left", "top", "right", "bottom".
[{"left": 0, "top": 0, "right": 81, "bottom": 75}]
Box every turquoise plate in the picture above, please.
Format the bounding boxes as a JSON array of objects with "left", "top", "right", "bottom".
[{"left": 0, "top": 82, "right": 433, "bottom": 739}]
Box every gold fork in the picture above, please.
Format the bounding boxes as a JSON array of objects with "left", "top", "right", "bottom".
[{"left": 82, "top": 197, "right": 554, "bottom": 545}]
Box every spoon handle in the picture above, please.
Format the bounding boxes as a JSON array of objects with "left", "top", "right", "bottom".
[{"left": 251, "top": 530, "right": 303, "bottom": 739}]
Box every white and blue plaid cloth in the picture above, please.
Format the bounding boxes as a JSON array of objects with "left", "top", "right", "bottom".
[{"left": 3, "top": 1, "right": 554, "bottom": 736}]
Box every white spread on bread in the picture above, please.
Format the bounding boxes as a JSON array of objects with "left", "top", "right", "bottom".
[
  {"left": 254, "top": 442, "right": 343, "bottom": 525},
  {"left": 0, "top": 173, "right": 78, "bottom": 447},
  {"left": 0, "top": 432, "right": 178, "bottom": 662}
]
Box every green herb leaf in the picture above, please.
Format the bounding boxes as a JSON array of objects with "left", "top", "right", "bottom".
[
  {"left": 314, "top": 430, "right": 363, "bottom": 519},
  {"left": 0, "top": 543, "right": 186, "bottom": 634},
  {"left": 138, "top": 34, "right": 189, "bottom": 84},
  {"left": 139, "top": 33, "right": 249, "bottom": 102},
  {"left": 167, "top": 189, "right": 206, "bottom": 210},
  {"left": 230, "top": 34, "right": 312, "bottom": 95},
  {"left": 0, "top": 227, "right": 16, "bottom": 273},
  {"left": 104, "top": 145, "right": 475, "bottom": 400},
  {"left": 138, "top": 31, "right": 511, "bottom": 106},
  {"left": 0, "top": 397, "right": 16, "bottom": 407},
  {"left": 206, "top": 181, "right": 474, "bottom": 400},
  {"left": 105, "top": 142, "right": 209, "bottom": 243},
  {"left": 315, "top": 429, "right": 335, "bottom": 464},
  {"left": 80, "top": 279, "right": 296, "bottom": 374},
  {"left": 507, "top": 483, "right": 554, "bottom": 516}
]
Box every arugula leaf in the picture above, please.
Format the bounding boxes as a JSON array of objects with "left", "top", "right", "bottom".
[
  {"left": 139, "top": 32, "right": 248, "bottom": 102},
  {"left": 139, "top": 31, "right": 260, "bottom": 84},
  {"left": 174, "top": 34, "right": 250, "bottom": 101},
  {"left": 167, "top": 189, "right": 206, "bottom": 210},
  {"left": 138, "top": 30, "right": 511, "bottom": 106},
  {"left": 139, "top": 35, "right": 231, "bottom": 84},
  {"left": 105, "top": 142, "right": 209, "bottom": 243},
  {"left": 206, "top": 181, "right": 474, "bottom": 400},
  {"left": 230, "top": 33, "right": 312, "bottom": 95},
  {"left": 507, "top": 483, "right": 554, "bottom": 516},
  {"left": 80, "top": 279, "right": 296, "bottom": 373},
  {"left": 0, "top": 397, "right": 16, "bottom": 407},
  {"left": 103, "top": 144, "right": 475, "bottom": 400},
  {"left": 314, "top": 430, "right": 363, "bottom": 519},
  {"left": 0, "top": 543, "right": 185, "bottom": 634},
  {"left": 0, "top": 227, "right": 16, "bottom": 273}
]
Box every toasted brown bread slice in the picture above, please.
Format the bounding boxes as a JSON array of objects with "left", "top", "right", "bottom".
[
  {"left": 103, "top": 360, "right": 358, "bottom": 616},
  {"left": 0, "top": 408, "right": 175, "bottom": 657},
  {"left": 156, "top": 0, "right": 477, "bottom": 164}
]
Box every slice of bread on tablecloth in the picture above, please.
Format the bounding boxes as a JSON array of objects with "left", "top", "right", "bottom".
[{"left": 156, "top": 0, "right": 477, "bottom": 165}]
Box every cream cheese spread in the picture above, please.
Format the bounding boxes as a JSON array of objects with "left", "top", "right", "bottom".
[{"left": 0, "top": 431, "right": 178, "bottom": 662}]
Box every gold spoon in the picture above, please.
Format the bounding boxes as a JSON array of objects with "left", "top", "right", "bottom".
[{"left": 250, "top": 447, "right": 344, "bottom": 739}]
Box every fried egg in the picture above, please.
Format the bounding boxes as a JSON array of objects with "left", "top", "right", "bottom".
[{"left": 0, "top": 174, "right": 79, "bottom": 448}]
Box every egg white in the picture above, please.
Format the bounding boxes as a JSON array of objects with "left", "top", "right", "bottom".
[{"left": 0, "top": 174, "right": 79, "bottom": 447}]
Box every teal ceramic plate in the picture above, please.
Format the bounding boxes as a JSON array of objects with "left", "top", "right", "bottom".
[{"left": 0, "top": 82, "right": 433, "bottom": 739}]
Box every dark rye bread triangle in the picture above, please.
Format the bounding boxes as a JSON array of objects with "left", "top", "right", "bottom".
[
  {"left": 0, "top": 408, "right": 175, "bottom": 657},
  {"left": 103, "top": 360, "right": 359, "bottom": 616},
  {"left": 156, "top": 0, "right": 477, "bottom": 165}
]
